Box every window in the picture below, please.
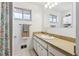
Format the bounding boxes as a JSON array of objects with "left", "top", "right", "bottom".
[
  {"left": 13, "top": 8, "right": 22, "bottom": 19},
  {"left": 23, "top": 10, "right": 31, "bottom": 20},
  {"left": 48, "top": 15, "right": 57, "bottom": 23},
  {"left": 13, "top": 7, "right": 31, "bottom": 21}
]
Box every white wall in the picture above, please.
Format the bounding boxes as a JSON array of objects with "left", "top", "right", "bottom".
[
  {"left": 13, "top": 2, "right": 43, "bottom": 56},
  {"left": 42, "top": 3, "right": 76, "bottom": 38}
]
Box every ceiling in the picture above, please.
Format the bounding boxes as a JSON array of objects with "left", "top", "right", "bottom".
[{"left": 31, "top": 2, "right": 73, "bottom": 12}]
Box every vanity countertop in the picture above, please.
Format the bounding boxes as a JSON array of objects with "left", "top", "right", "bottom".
[{"left": 34, "top": 32, "right": 76, "bottom": 55}]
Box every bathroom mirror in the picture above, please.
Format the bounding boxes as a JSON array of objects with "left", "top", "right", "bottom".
[{"left": 46, "top": 2, "right": 73, "bottom": 28}]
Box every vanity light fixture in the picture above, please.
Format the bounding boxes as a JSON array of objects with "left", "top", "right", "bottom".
[{"left": 44, "top": 2, "right": 58, "bottom": 9}]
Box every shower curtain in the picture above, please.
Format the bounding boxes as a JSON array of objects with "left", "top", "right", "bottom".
[{"left": 0, "top": 2, "right": 12, "bottom": 56}]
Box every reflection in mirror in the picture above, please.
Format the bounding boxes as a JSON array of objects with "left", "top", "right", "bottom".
[
  {"left": 46, "top": 2, "right": 73, "bottom": 28},
  {"left": 62, "top": 12, "right": 72, "bottom": 28},
  {"left": 48, "top": 14, "right": 57, "bottom": 28},
  {"left": 48, "top": 14, "right": 57, "bottom": 23}
]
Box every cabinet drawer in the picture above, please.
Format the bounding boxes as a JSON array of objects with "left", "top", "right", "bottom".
[
  {"left": 38, "top": 44, "right": 47, "bottom": 56},
  {"left": 40, "top": 45, "right": 47, "bottom": 56},
  {"left": 37, "top": 43, "right": 47, "bottom": 56},
  {"left": 33, "top": 36, "right": 47, "bottom": 48},
  {"left": 37, "top": 38, "right": 47, "bottom": 48},
  {"left": 48, "top": 45, "right": 66, "bottom": 56}
]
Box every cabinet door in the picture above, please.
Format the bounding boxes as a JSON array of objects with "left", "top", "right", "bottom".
[
  {"left": 33, "top": 39, "right": 37, "bottom": 52},
  {"left": 40, "top": 45, "right": 47, "bottom": 56},
  {"left": 36, "top": 38, "right": 47, "bottom": 48},
  {"left": 48, "top": 45, "right": 65, "bottom": 56},
  {"left": 37, "top": 43, "right": 47, "bottom": 56},
  {"left": 36, "top": 43, "right": 41, "bottom": 56}
]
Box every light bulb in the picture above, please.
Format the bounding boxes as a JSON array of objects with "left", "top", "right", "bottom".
[
  {"left": 45, "top": 4, "right": 48, "bottom": 8},
  {"left": 51, "top": 4, "right": 54, "bottom": 7},
  {"left": 54, "top": 2, "right": 58, "bottom": 5},
  {"left": 47, "top": 2, "right": 50, "bottom": 5},
  {"left": 49, "top": 6, "right": 52, "bottom": 9}
]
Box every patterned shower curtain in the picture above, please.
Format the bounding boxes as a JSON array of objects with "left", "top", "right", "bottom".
[{"left": 0, "top": 2, "right": 12, "bottom": 56}]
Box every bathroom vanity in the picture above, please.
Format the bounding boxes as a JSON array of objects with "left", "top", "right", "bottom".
[{"left": 32, "top": 32, "right": 76, "bottom": 56}]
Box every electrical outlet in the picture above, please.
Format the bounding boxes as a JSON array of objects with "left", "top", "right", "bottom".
[{"left": 21, "top": 45, "right": 27, "bottom": 49}]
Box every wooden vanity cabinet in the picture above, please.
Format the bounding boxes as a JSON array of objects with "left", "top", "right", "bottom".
[
  {"left": 33, "top": 35, "right": 74, "bottom": 56},
  {"left": 33, "top": 35, "right": 65, "bottom": 56}
]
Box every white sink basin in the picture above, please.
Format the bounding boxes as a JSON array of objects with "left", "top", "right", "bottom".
[
  {"left": 40, "top": 35, "right": 54, "bottom": 39},
  {"left": 50, "top": 36, "right": 54, "bottom": 39},
  {"left": 40, "top": 35, "right": 49, "bottom": 38}
]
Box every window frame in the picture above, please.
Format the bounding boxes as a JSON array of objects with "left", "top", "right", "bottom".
[
  {"left": 22, "top": 9, "right": 32, "bottom": 21},
  {"left": 13, "top": 7, "right": 32, "bottom": 21},
  {"left": 13, "top": 7, "right": 23, "bottom": 20},
  {"left": 48, "top": 14, "right": 57, "bottom": 23}
]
